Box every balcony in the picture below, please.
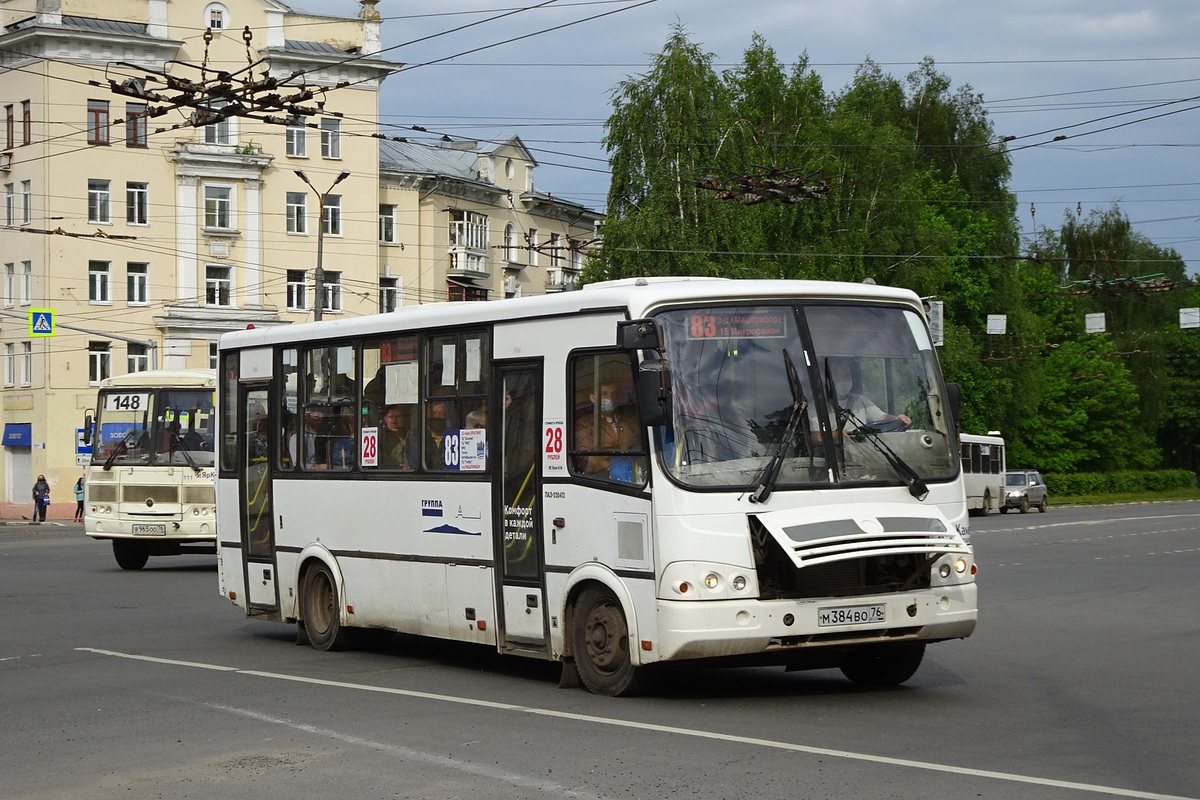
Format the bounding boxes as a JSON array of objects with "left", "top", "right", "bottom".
[{"left": 447, "top": 246, "right": 490, "bottom": 280}]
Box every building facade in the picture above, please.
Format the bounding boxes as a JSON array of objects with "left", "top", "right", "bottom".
[{"left": 0, "top": 0, "right": 599, "bottom": 518}]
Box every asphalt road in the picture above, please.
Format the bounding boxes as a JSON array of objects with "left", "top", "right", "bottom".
[{"left": 2, "top": 503, "right": 1197, "bottom": 800}]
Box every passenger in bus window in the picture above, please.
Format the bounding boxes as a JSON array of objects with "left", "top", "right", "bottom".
[
  {"left": 424, "top": 400, "right": 451, "bottom": 469},
  {"left": 465, "top": 406, "right": 487, "bottom": 429},
  {"left": 379, "top": 404, "right": 411, "bottom": 468},
  {"left": 575, "top": 381, "right": 640, "bottom": 481},
  {"left": 290, "top": 408, "right": 328, "bottom": 469},
  {"left": 328, "top": 413, "right": 356, "bottom": 471}
]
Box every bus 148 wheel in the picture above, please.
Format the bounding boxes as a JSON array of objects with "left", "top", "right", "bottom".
[
  {"left": 571, "top": 587, "right": 649, "bottom": 697},
  {"left": 302, "top": 563, "right": 350, "bottom": 651},
  {"left": 839, "top": 643, "right": 926, "bottom": 687},
  {"left": 112, "top": 540, "right": 149, "bottom": 571}
]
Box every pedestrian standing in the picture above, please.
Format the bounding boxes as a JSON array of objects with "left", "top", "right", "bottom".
[
  {"left": 32, "top": 474, "right": 50, "bottom": 523},
  {"left": 73, "top": 477, "right": 85, "bottom": 522}
]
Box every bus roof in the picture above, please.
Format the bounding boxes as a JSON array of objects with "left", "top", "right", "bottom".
[
  {"left": 218, "top": 278, "right": 926, "bottom": 351},
  {"left": 97, "top": 368, "right": 217, "bottom": 390}
]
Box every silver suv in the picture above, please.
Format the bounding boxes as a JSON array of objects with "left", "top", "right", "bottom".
[{"left": 1001, "top": 470, "right": 1048, "bottom": 513}]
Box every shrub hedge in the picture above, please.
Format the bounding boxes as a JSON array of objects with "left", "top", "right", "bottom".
[{"left": 1043, "top": 470, "right": 1196, "bottom": 496}]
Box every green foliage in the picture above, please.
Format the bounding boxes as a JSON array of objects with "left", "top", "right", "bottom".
[{"left": 1046, "top": 470, "right": 1194, "bottom": 496}]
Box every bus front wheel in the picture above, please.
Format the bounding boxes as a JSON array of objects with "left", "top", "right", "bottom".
[
  {"left": 112, "top": 540, "right": 149, "bottom": 571},
  {"left": 839, "top": 643, "right": 925, "bottom": 686},
  {"left": 302, "top": 563, "right": 350, "bottom": 651},
  {"left": 571, "top": 587, "right": 648, "bottom": 697}
]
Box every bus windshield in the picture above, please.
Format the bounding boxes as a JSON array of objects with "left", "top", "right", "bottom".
[
  {"left": 93, "top": 387, "right": 215, "bottom": 468},
  {"left": 657, "top": 302, "right": 957, "bottom": 490}
]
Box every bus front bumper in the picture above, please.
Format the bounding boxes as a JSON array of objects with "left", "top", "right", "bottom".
[{"left": 648, "top": 583, "right": 977, "bottom": 664}]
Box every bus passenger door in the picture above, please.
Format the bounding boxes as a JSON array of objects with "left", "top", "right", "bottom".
[
  {"left": 240, "top": 385, "right": 279, "bottom": 613},
  {"left": 493, "top": 363, "right": 547, "bottom": 652}
]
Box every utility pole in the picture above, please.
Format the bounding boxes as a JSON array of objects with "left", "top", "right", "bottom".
[{"left": 294, "top": 169, "right": 350, "bottom": 321}]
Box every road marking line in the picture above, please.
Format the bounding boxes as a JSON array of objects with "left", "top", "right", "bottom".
[{"left": 78, "top": 647, "right": 1196, "bottom": 800}]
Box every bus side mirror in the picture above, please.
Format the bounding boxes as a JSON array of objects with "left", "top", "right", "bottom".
[
  {"left": 945, "top": 382, "right": 962, "bottom": 428},
  {"left": 635, "top": 355, "right": 672, "bottom": 428},
  {"left": 617, "top": 318, "right": 661, "bottom": 351},
  {"left": 83, "top": 412, "right": 94, "bottom": 446}
]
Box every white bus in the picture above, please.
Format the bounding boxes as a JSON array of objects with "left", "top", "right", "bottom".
[
  {"left": 84, "top": 369, "right": 218, "bottom": 570},
  {"left": 960, "top": 433, "right": 1005, "bottom": 516},
  {"left": 216, "top": 278, "right": 977, "bottom": 695}
]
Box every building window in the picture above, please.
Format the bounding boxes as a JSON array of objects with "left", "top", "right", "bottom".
[
  {"left": 20, "top": 261, "right": 30, "bottom": 306},
  {"left": 286, "top": 269, "right": 306, "bottom": 311},
  {"left": 202, "top": 102, "right": 233, "bottom": 146},
  {"left": 379, "top": 204, "right": 396, "bottom": 243},
  {"left": 447, "top": 282, "right": 488, "bottom": 302},
  {"left": 205, "top": 265, "right": 232, "bottom": 307},
  {"left": 4, "top": 105, "right": 12, "bottom": 150},
  {"left": 88, "top": 179, "right": 111, "bottom": 224},
  {"left": 127, "top": 343, "right": 149, "bottom": 374},
  {"left": 20, "top": 180, "right": 30, "bottom": 224},
  {"left": 89, "top": 260, "right": 111, "bottom": 303},
  {"left": 3, "top": 343, "right": 13, "bottom": 386},
  {"left": 321, "top": 271, "right": 342, "bottom": 313},
  {"left": 320, "top": 118, "right": 340, "bottom": 159},
  {"left": 549, "top": 232, "right": 563, "bottom": 269},
  {"left": 20, "top": 342, "right": 32, "bottom": 386},
  {"left": 125, "top": 103, "right": 147, "bottom": 148},
  {"left": 3, "top": 263, "right": 12, "bottom": 307},
  {"left": 3, "top": 183, "right": 12, "bottom": 227},
  {"left": 286, "top": 192, "right": 307, "bottom": 234},
  {"left": 528, "top": 228, "right": 538, "bottom": 266},
  {"left": 204, "top": 185, "right": 232, "bottom": 229},
  {"left": 208, "top": 8, "right": 225, "bottom": 30},
  {"left": 208, "top": 341, "right": 218, "bottom": 370},
  {"left": 571, "top": 240, "right": 584, "bottom": 272},
  {"left": 21, "top": 100, "right": 31, "bottom": 146},
  {"left": 322, "top": 195, "right": 342, "bottom": 236},
  {"left": 504, "top": 223, "right": 517, "bottom": 262},
  {"left": 87, "top": 100, "right": 110, "bottom": 145},
  {"left": 127, "top": 262, "right": 148, "bottom": 305},
  {"left": 89, "top": 342, "right": 111, "bottom": 385},
  {"left": 379, "top": 276, "right": 399, "bottom": 313},
  {"left": 286, "top": 123, "right": 306, "bottom": 157},
  {"left": 126, "top": 182, "right": 148, "bottom": 225}
]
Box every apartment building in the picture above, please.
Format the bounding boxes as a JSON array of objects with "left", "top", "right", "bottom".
[{"left": 0, "top": 0, "right": 600, "bottom": 517}]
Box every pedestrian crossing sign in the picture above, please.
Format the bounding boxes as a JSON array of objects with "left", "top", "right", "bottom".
[{"left": 29, "top": 309, "right": 55, "bottom": 337}]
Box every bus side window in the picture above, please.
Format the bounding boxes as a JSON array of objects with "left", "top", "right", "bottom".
[{"left": 569, "top": 353, "right": 647, "bottom": 486}]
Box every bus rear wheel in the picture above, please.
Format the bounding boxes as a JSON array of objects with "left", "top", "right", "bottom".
[
  {"left": 112, "top": 540, "right": 149, "bottom": 571},
  {"left": 302, "top": 563, "right": 350, "bottom": 651},
  {"left": 571, "top": 587, "right": 648, "bottom": 697},
  {"left": 839, "top": 643, "right": 925, "bottom": 687}
]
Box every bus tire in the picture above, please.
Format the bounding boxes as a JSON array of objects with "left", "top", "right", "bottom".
[
  {"left": 301, "top": 563, "right": 350, "bottom": 652},
  {"left": 113, "top": 540, "right": 149, "bottom": 571},
  {"left": 839, "top": 643, "right": 925, "bottom": 687},
  {"left": 571, "top": 586, "right": 648, "bottom": 697}
]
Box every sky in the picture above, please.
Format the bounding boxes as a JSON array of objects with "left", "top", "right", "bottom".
[{"left": 309, "top": 0, "right": 1200, "bottom": 275}]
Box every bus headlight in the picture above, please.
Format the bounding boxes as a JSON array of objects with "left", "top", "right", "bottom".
[
  {"left": 939, "top": 563, "right": 951, "bottom": 579},
  {"left": 954, "top": 557, "right": 968, "bottom": 574},
  {"left": 704, "top": 573, "right": 720, "bottom": 590},
  {"left": 732, "top": 575, "right": 747, "bottom": 591}
]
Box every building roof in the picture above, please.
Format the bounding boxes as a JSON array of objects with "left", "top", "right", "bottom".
[
  {"left": 8, "top": 14, "right": 148, "bottom": 35},
  {"left": 379, "top": 138, "right": 485, "bottom": 183}
]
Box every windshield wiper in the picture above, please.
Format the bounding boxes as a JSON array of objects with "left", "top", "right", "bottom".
[
  {"left": 102, "top": 430, "right": 138, "bottom": 471},
  {"left": 170, "top": 434, "right": 202, "bottom": 473},
  {"left": 750, "top": 350, "right": 808, "bottom": 504}
]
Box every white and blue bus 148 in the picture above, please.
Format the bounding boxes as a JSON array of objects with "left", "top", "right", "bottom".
[
  {"left": 216, "top": 278, "right": 977, "bottom": 695},
  {"left": 84, "top": 369, "right": 218, "bottom": 570}
]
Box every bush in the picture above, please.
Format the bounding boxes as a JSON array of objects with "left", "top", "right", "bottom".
[{"left": 1044, "top": 470, "right": 1195, "bottom": 496}]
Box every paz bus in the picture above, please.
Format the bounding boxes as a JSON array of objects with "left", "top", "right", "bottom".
[
  {"left": 216, "top": 278, "right": 977, "bottom": 695},
  {"left": 84, "top": 369, "right": 218, "bottom": 570},
  {"left": 960, "top": 433, "right": 1006, "bottom": 516}
]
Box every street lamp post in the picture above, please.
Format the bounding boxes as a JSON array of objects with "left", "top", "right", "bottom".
[{"left": 294, "top": 169, "right": 350, "bottom": 322}]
